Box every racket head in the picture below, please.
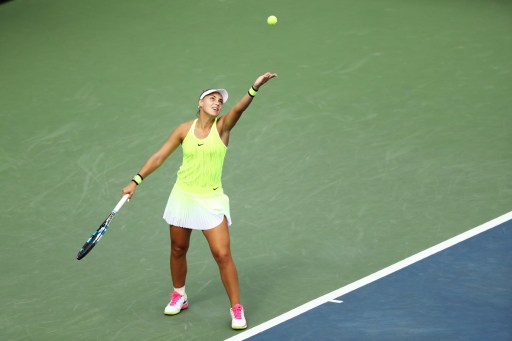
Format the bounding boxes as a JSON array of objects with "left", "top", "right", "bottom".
[
  {"left": 76, "top": 219, "right": 110, "bottom": 260},
  {"left": 76, "top": 241, "right": 97, "bottom": 260}
]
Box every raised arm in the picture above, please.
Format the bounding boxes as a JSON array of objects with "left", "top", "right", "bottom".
[
  {"left": 220, "top": 72, "right": 277, "bottom": 133},
  {"left": 122, "top": 122, "right": 188, "bottom": 198}
]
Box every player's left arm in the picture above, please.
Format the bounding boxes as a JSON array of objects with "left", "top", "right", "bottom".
[{"left": 220, "top": 72, "right": 278, "bottom": 134}]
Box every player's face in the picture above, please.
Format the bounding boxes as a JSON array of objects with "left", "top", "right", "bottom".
[{"left": 199, "top": 92, "right": 224, "bottom": 117}]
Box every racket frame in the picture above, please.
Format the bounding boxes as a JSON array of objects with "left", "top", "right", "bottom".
[{"left": 76, "top": 194, "right": 129, "bottom": 260}]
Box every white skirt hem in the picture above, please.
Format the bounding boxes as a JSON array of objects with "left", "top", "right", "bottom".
[{"left": 162, "top": 183, "right": 232, "bottom": 230}]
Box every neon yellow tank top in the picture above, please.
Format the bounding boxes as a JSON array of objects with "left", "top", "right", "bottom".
[{"left": 176, "top": 118, "right": 227, "bottom": 193}]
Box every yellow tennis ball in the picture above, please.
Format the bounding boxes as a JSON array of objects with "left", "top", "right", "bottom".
[{"left": 267, "top": 15, "right": 277, "bottom": 25}]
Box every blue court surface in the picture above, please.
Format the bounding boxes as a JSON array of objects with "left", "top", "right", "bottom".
[{"left": 228, "top": 213, "right": 512, "bottom": 341}]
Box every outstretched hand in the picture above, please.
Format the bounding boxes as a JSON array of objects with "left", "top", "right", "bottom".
[{"left": 253, "top": 72, "right": 278, "bottom": 90}]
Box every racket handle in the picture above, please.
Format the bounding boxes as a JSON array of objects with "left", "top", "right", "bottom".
[{"left": 113, "top": 194, "right": 130, "bottom": 213}]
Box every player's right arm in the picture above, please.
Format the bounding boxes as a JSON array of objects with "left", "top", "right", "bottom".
[{"left": 122, "top": 121, "right": 191, "bottom": 198}]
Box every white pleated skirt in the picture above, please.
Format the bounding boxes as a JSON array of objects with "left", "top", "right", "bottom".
[{"left": 163, "top": 183, "right": 232, "bottom": 230}]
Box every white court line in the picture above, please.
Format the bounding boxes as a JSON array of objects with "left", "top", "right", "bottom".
[{"left": 226, "top": 211, "right": 512, "bottom": 341}]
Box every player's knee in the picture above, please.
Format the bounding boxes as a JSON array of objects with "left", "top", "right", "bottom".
[
  {"left": 212, "top": 249, "right": 231, "bottom": 266},
  {"left": 171, "top": 242, "right": 189, "bottom": 257}
]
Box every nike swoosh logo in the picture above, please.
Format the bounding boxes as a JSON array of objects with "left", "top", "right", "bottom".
[
  {"left": 213, "top": 187, "right": 219, "bottom": 190},
  {"left": 198, "top": 143, "right": 204, "bottom": 146}
]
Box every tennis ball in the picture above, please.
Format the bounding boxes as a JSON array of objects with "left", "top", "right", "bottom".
[{"left": 267, "top": 15, "right": 277, "bottom": 25}]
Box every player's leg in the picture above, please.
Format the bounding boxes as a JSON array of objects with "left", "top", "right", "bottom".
[
  {"left": 170, "top": 225, "right": 192, "bottom": 287},
  {"left": 164, "top": 225, "right": 192, "bottom": 315},
  {"left": 202, "top": 218, "right": 239, "bottom": 305},
  {"left": 202, "top": 217, "right": 247, "bottom": 329}
]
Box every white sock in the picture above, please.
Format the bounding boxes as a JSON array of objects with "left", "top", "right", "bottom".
[{"left": 174, "top": 286, "right": 186, "bottom": 295}]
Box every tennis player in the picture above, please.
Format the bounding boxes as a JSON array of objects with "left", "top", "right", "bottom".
[{"left": 122, "top": 72, "right": 277, "bottom": 330}]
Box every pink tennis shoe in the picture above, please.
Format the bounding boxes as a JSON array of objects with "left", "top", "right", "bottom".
[
  {"left": 230, "top": 304, "right": 247, "bottom": 330},
  {"left": 164, "top": 291, "right": 247, "bottom": 330},
  {"left": 164, "top": 291, "right": 189, "bottom": 315}
]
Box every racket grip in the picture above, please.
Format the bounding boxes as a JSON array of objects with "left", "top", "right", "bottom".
[{"left": 113, "top": 194, "right": 130, "bottom": 213}]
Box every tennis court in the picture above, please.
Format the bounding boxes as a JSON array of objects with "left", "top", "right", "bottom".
[
  {"left": 228, "top": 213, "right": 512, "bottom": 340},
  {"left": 1, "top": 0, "right": 511, "bottom": 340}
]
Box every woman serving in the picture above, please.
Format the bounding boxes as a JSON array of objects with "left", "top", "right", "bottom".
[{"left": 122, "top": 72, "right": 277, "bottom": 330}]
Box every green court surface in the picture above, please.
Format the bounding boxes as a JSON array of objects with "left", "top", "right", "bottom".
[{"left": 1, "top": 0, "right": 511, "bottom": 340}]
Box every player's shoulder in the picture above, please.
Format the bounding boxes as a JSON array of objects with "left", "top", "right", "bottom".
[
  {"left": 165, "top": 120, "right": 193, "bottom": 141},
  {"left": 174, "top": 120, "right": 194, "bottom": 136}
]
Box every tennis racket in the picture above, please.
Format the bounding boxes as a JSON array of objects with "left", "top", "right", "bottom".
[{"left": 76, "top": 194, "right": 130, "bottom": 260}]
